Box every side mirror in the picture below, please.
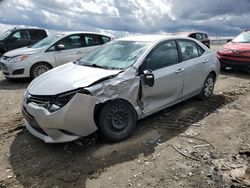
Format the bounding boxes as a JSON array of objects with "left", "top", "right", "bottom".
[
  {"left": 227, "top": 39, "right": 232, "bottom": 43},
  {"left": 56, "top": 44, "right": 65, "bottom": 50},
  {"left": 143, "top": 70, "right": 154, "bottom": 87}
]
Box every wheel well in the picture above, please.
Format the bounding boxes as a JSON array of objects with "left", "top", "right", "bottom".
[
  {"left": 94, "top": 98, "right": 138, "bottom": 127},
  {"left": 30, "top": 62, "right": 53, "bottom": 76},
  {"left": 209, "top": 71, "right": 216, "bottom": 80}
]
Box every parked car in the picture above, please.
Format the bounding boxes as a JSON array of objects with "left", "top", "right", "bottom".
[
  {"left": 22, "top": 35, "right": 220, "bottom": 143},
  {"left": 0, "top": 32, "right": 112, "bottom": 79},
  {"left": 175, "top": 32, "right": 210, "bottom": 48},
  {"left": 0, "top": 28, "right": 47, "bottom": 57},
  {"left": 217, "top": 29, "right": 250, "bottom": 71}
]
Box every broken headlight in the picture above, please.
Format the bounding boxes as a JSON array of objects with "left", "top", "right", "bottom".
[
  {"left": 27, "top": 89, "right": 91, "bottom": 113},
  {"left": 49, "top": 89, "right": 91, "bottom": 112}
]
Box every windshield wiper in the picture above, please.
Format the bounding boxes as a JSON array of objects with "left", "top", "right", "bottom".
[{"left": 83, "top": 63, "right": 110, "bottom": 70}]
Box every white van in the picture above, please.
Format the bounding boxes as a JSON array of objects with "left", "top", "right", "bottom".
[{"left": 0, "top": 32, "right": 112, "bottom": 79}]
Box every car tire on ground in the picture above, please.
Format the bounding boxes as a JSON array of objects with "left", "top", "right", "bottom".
[
  {"left": 30, "top": 63, "right": 52, "bottom": 79},
  {"left": 198, "top": 73, "right": 215, "bottom": 100},
  {"left": 98, "top": 100, "right": 137, "bottom": 142}
]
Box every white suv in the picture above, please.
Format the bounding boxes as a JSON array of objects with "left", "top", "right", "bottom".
[{"left": 0, "top": 32, "right": 112, "bottom": 79}]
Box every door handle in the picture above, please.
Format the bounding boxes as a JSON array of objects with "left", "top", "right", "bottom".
[
  {"left": 202, "top": 59, "right": 209, "bottom": 63},
  {"left": 175, "top": 68, "right": 184, "bottom": 74}
]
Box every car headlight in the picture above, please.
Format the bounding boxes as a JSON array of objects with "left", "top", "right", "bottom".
[
  {"left": 9, "top": 55, "right": 29, "bottom": 63},
  {"left": 50, "top": 89, "right": 91, "bottom": 112},
  {"left": 26, "top": 89, "right": 91, "bottom": 113},
  {"left": 218, "top": 47, "right": 233, "bottom": 53}
]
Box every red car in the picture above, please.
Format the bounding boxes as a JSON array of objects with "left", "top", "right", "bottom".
[{"left": 217, "top": 30, "right": 250, "bottom": 71}]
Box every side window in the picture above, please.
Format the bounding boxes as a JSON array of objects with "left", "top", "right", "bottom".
[
  {"left": 84, "top": 34, "right": 102, "bottom": 46},
  {"left": 178, "top": 40, "right": 200, "bottom": 61},
  {"left": 102, "top": 36, "right": 111, "bottom": 44},
  {"left": 202, "top": 33, "right": 208, "bottom": 39},
  {"left": 12, "top": 31, "right": 31, "bottom": 41},
  {"left": 146, "top": 41, "right": 178, "bottom": 71},
  {"left": 58, "top": 35, "right": 83, "bottom": 50},
  {"left": 195, "top": 33, "right": 203, "bottom": 40},
  {"left": 30, "top": 30, "right": 45, "bottom": 40},
  {"left": 189, "top": 34, "right": 196, "bottom": 39}
]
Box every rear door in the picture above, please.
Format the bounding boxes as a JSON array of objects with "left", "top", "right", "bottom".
[
  {"left": 81, "top": 34, "right": 105, "bottom": 56},
  {"left": 177, "top": 39, "right": 209, "bottom": 98},
  {"left": 141, "top": 40, "right": 184, "bottom": 114}
]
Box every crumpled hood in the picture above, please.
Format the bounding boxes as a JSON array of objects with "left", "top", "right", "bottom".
[
  {"left": 4, "top": 47, "right": 43, "bottom": 57},
  {"left": 28, "top": 62, "right": 121, "bottom": 95},
  {"left": 223, "top": 42, "right": 250, "bottom": 51}
]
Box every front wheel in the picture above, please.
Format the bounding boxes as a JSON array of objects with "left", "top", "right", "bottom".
[
  {"left": 30, "top": 63, "right": 51, "bottom": 79},
  {"left": 198, "top": 73, "right": 215, "bottom": 100},
  {"left": 98, "top": 100, "right": 137, "bottom": 142}
]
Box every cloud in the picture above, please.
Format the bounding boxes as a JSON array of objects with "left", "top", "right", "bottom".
[{"left": 0, "top": 0, "right": 249, "bottom": 36}]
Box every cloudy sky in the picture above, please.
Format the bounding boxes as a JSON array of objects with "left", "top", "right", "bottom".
[{"left": 0, "top": 0, "right": 249, "bottom": 37}]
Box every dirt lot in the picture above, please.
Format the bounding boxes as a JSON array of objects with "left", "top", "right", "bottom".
[{"left": 0, "top": 48, "right": 250, "bottom": 187}]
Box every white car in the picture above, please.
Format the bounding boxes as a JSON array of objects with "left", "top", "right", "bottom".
[
  {"left": 22, "top": 35, "right": 220, "bottom": 143},
  {"left": 0, "top": 32, "right": 112, "bottom": 79}
]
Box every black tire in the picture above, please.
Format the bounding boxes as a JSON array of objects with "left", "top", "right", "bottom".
[
  {"left": 98, "top": 100, "right": 137, "bottom": 142},
  {"left": 198, "top": 73, "right": 215, "bottom": 100},
  {"left": 30, "top": 63, "right": 51, "bottom": 79}
]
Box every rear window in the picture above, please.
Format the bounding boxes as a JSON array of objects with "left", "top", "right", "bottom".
[{"left": 30, "top": 30, "right": 47, "bottom": 40}]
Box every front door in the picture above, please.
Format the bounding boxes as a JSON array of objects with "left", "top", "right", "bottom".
[
  {"left": 141, "top": 40, "right": 184, "bottom": 114},
  {"left": 54, "top": 34, "right": 86, "bottom": 66},
  {"left": 7, "top": 30, "right": 31, "bottom": 50}
]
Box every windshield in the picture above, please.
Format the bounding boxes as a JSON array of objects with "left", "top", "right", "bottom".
[
  {"left": 30, "top": 34, "right": 64, "bottom": 48},
  {"left": 77, "top": 40, "right": 150, "bottom": 70},
  {"left": 0, "top": 30, "right": 11, "bottom": 40},
  {"left": 232, "top": 31, "right": 250, "bottom": 43}
]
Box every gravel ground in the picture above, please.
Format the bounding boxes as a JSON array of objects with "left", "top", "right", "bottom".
[{"left": 0, "top": 45, "right": 249, "bottom": 188}]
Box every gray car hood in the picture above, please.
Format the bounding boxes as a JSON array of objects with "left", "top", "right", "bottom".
[
  {"left": 28, "top": 63, "right": 121, "bottom": 95},
  {"left": 4, "top": 47, "right": 43, "bottom": 57}
]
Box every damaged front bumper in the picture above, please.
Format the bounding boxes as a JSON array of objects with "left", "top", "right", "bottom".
[{"left": 22, "top": 93, "right": 98, "bottom": 143}]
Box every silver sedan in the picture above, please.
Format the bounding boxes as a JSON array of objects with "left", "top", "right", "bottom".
[{"left": 22, "top": 35, "right": 220, "bottom": 143}]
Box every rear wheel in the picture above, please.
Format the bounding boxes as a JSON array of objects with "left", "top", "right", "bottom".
[
  {"left": 98, "top": 100, "right": 137, "bottom": 142},
  {"left": 30, "top": 63, "right": 51, "bottom": 79},
  {"left": 198, "top": 73, "right": 215, "bottom": 100}
]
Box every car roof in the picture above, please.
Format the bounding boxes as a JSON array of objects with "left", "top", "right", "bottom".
[
  {"left": 174, "top": 31, "right": 208, "bottom": 36},
  {"left": 58, "top": 31, "right": 113, "bottom": 38},
  {"left": 117, "top": 35, "right": 194, "bottom": 42},
  {"left": 11, "top": 28, "right": 46, "bottom": 31}
]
